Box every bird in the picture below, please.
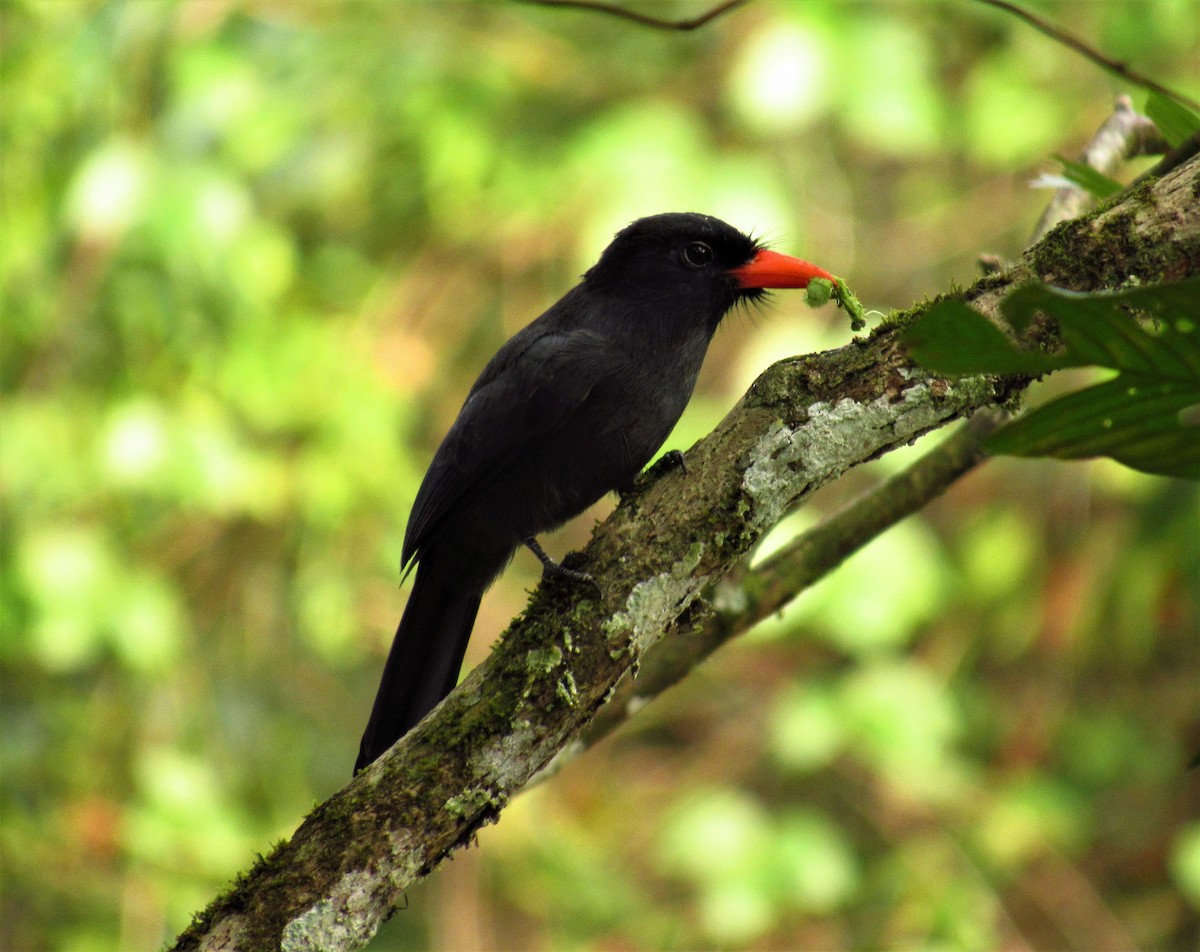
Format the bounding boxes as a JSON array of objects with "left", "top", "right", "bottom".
[{"left": 355, "top": 212, "right": 833, "bottom": 772}]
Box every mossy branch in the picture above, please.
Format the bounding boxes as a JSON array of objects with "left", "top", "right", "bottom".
[{"left": 172, "top": 154, "right": 1199, "bottom": 952}]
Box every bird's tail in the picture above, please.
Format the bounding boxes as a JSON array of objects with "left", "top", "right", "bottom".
[{"left": 354, "top": 565, "right": 481, "bottom": 773}]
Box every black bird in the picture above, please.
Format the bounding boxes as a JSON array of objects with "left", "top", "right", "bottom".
[{"left": 355, "top": 212, "right": 833, "bottom": 772}]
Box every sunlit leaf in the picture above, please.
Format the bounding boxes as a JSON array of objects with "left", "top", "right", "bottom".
[
  {"left": 773, "top": 811, "right": 859, "bottom": 912},
  {"left": 658, "top": 789, "right": 772, "bottom": 882},
  {"left": 841, "top": 662, "right": 960, "bottom": 782},
  {"left": 769, "top": 683, "right": 846, "bottom": 772},
  {"left": 1171, "top": 823, "right": 1200, "bottom": 906},
  {"left": 1145, "top": 91, "right": 1200, "bottom": 148},
  {"left": 1054, "top": 155, "right": 1123, "bottom": 199},
  {"left": 902, "top": 299, "right": 1067, "bottom": 375},
  {"left": 988, "top": 377, "right": 1200, "bottom": 477},
  {"left": 975, "top": 776, "right": 1089, "bottom": 868}
]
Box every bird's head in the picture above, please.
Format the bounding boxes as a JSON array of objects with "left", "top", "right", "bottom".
[{"left": 583, "top": 212, "right": 833, "bottom": 330}]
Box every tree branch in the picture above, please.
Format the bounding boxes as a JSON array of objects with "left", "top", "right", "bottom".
[
  {"left": 564, "top": 407, "right": 1006, "bottom": 758},
  {"left": 1029, "top": 94, "right": 1167, "bottom": 244},
  {"left": 521, "top": 0, "right": 750, "bottom": 32},
  {"left": 172, "top": 154, "right": 1200, "bottom": 952}
]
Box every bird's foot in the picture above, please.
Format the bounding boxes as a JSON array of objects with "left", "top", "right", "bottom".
[
  {"left": 659, "top": 449, "right": 688, "bottom": 475},
  {"left": 524, "top": 537, "right": 598, "bottom": 589}
]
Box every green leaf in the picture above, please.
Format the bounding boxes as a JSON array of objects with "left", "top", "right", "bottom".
[
  {"left": 906, "top": 279, "right": 1200, "bottom": 479},
  {"left": 1145, "top": 91, "right": 1200, "bottom": 148},
  {"left": 1054, "top": 155, "right": 1123, "bottom": 199},
  {"left": 988, "top": 377, "right": 1200, "bottom": 479},
  {"left": 902, "top": 299, "right": 1067, "bottom": 376},
  {"left": 999, "top": 282, "right": 1200, "bottom": 378}
]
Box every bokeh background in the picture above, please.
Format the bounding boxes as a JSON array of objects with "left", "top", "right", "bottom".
[{"left": 2, "top": 1, "right": 1198, "bottom": 949}]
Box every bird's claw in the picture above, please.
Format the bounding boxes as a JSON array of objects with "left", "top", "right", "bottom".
[
  {"left": 661, "top": 449, "right": 688, "bottom": 475},
  {"left": 542, "top": 560, "right": 596, "bottom": 587},
  {"left": 525, "top": 537, "right": 600, "bottom": 592}
]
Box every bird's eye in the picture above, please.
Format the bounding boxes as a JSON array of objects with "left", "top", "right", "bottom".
[{"left": 683, "top": 241, "right": 714, "bottom": 267}]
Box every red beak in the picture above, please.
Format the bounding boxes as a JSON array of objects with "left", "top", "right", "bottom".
[{"left": 731, "top": 248, "right": 835, "bottom": 289}]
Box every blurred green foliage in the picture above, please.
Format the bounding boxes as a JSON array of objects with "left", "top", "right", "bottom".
[{"left": 2, "top": 1, "right": 1197, "bottom": 950}]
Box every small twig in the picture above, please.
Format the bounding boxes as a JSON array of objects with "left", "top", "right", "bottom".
[
  {"left": 1029, "top": 95, "right": 1166, "bottom": 244},
  {"left": 1140, "top": 131, "right": 1200, "bottom": 183},
  {"left": 971, "top": 0, "right": 1200, "bottom": 113},
  {"left": 521, "top": 0, "right": 749, "bottom": 31}
]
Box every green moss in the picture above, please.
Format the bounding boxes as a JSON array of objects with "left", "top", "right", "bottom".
[
  {"left": 1027, "top": 188, "right": 1175, "bottom": 290},
  {"left": 525, "top": 644, "right": 563, "bottom": 675},
  {"left": 445, "top": 788, "right": 506, "bottom": 817},
  {"left": 556, "top": 669, "right": 579, "bottom": 705}
]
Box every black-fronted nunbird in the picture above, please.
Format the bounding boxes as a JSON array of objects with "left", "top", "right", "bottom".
[{"left": 355, "top": 212, "right": 833, "bottom": 772}]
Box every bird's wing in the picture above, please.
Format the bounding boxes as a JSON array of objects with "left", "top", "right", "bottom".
[{"left": 401, "top": 326, "right": 624, "bottom": 567}]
